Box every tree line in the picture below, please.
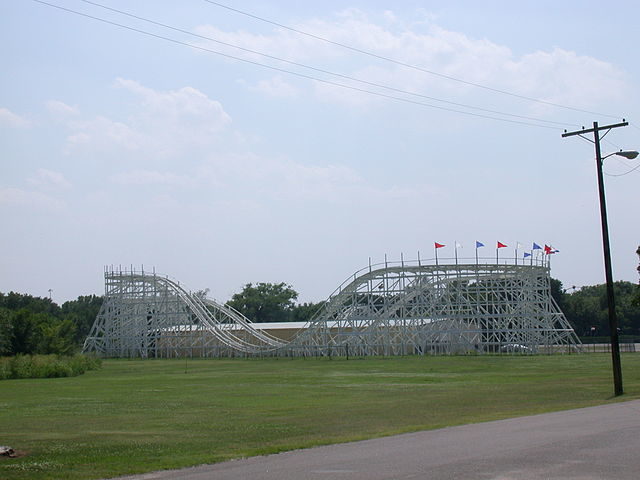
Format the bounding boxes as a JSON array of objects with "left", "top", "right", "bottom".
[
  {"left": 1, "top": 275, "right": 637, "bottom": 356},
  {"left": 0, "top": 292, "right": 102, "bottom": 356},
  {"left": 551, "top": 279, "right": 640, "bottom": 338}
]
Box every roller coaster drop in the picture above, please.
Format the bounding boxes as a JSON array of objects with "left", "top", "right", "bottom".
[{"left": 83, "top": 258, "right": 581, "bottom": 358}]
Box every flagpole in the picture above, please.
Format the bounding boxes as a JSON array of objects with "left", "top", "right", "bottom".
[
  {"left": 454, "top": 241, "right": 458, "bottom": 265},
  {"left": 434, "top": 243, "right": 446, "bottom": 266},
  {"left": 475, "top": 241, "right": 484, "bottom": 265},
  {"left": 496, "top": 242, "right": 507, "bottom": 264}
]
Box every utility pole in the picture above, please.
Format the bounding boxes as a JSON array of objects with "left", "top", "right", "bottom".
[{"left": 562, "top": 120, "right": 628, "bottom": 397}]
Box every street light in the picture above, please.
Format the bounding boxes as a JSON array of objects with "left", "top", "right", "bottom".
[
  {"left": 562, "top": 121, "right": 637, "bottom": 397},
  {"left": 603, "top": 150, "right": 639, "bottom": 160}
]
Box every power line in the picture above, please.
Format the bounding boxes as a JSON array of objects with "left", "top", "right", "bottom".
[
  {"left": 75, "top": 0, "right": 576, "bottom": 128},
  {"left": 203, "top": 0, "right": 624, "bottom": 120},
  {"left": 29, "top": 0, "right": 565, "bottom": 129},
  {"left": 603, "top": 138, "right": 623, "bottom": 151},
  {"left": 605, "top": 162, "right": 640, "bottom": 177}
]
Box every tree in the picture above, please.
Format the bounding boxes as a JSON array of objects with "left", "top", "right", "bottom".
[
  {"left": 9, "top": 309, "right": 42, "bottom": 355},
  {"left": 550, "top": 278, "right": 567, "bottom": 312},
  {"left": 227, "top": 283, "right": 298, "bottom": 323},
  {"left": 0, "top": 292, "right": 103, "bottom": 355},
  {"left": 38, "top": 317, "right": 77, "bottom": 355},
  {"left": 61, "top": 295, "right": 103, "bottom": 343},
  {"left": 634, "top": 245, "right": 640, "bottom": 307},
  {"left": 290, "top": 301, "right": 325, "bottom": 323},
  {"left": 562, "top": 281, "right": 640, "bottom": 336},
  {"left": 0, "top": 291, "right": 58, "bottom": 316},
  {"left": 193, "top": 289, "right": 210, "bottom": 301},
  {"left": 0, "top": 308, "right": 13, "bottom": 355}
]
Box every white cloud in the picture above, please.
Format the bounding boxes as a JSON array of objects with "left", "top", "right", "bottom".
[
  {"left": 195, "top": 9, "right": 628, "bottom": 113},
  {"left": 505, "top": 48, "right": 627, "bottom": 109},
  {"left": 46, "top": 100, "right": 80, "bottom": 119},
  {"left": 66, "top": 115, "right": 141, "bottom": 151},
  {"left": 111, "top": 169, "right": 193, "bottom": 187},
  {"left": 45, "top": 99, "right": 140, "bottom": 151},
  {"left": 197, "top": 152, "right": 421, "bottom": 205},
  {"left": 0, "top": 107, "right": 30, "bottom": 128},
  {"left": 0, "top": 187, "right": 65, "bottom": 212},
  {"left": 48, "top": 80, "right": 233, "bottom": 159},
  {"left": 193, "top": 24, "right": 338, "bottom": 64},
  {"left": 27, "top": 169, "right": 72, "bottom": 189},
  {"left": 114, "top": 78, "right": 231, "bottom": 133},
  {"left": 248, "top": 76, "right": 298, "bottom": 98}
]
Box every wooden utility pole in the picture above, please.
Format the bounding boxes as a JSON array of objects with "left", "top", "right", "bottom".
[{"left": 562, "top": 120, "right": 628, "bottom": 396}]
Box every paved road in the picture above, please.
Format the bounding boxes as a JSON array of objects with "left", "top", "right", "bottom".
[{"left": 113, "top": 400, "right": 640, "bottom": 480}]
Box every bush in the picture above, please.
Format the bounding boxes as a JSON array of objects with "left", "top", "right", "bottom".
[{"left": 0, "top": 354, "right": 101, "bottom": 380}]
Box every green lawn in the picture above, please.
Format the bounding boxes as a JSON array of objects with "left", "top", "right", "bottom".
[{"left": 1, "top": 354, "right": 640, "bottom": 480}]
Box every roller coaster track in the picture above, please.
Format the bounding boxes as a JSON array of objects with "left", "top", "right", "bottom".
[
  {"left": 83, "top": 259, "right": 581, "bottom": 358},
  {"left": 83, "top": 271, "right": 286, "bottom": 356}
]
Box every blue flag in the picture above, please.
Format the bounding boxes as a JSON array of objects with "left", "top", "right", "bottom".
[
  {"left": 476, "top": 241, "right": 484, "bottom": 248},
  {"left": 532, "top": 242, "right": 542, "bottom": 250},
  {"left": 524, "top": 252, "right": 532, "bottom": 258}
]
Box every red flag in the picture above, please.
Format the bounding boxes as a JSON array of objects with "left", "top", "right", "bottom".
[
  {"left": 497, "top": 241, "right": 507, "bottom": 248},
  {"left": 434, "top": 242, "right": 445, "bottom": 249},
  {"left": 544, "top": 244, "right": 553, "bottom": 254}
]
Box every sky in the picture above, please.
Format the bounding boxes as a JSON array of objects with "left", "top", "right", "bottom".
[{"left": 1, "top": 0, "right": 639, "bottom": 305}]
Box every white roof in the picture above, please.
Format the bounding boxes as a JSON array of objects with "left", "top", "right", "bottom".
[{"left": 251, "top": 322, "right": 308, "bottom": 329}]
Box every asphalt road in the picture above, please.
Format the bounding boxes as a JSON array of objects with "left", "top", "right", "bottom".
[{"left": 112, "top": 400, "right": 640, "bottom": 480}]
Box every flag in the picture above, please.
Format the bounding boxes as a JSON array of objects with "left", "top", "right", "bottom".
[
  {"left": 435, "top": 242, "right": 445, "bottom": 249},
  {"left": 533, "top": 242, "right": 542, "bottom": 250},
  {"left": 516, "top": 242, "right": 523, "bottom": 250},
  {"left": 524, "top": 252, "right": 532, "bottom": 258},
  {"left": 455, "top": 242, "right": 463, "bottom": 249},
  {"left": 545, "top": 245, "right": 559, "bottom": 254},
  {"left": 497, "top": 241, "right": 508, "bottom": 248}
]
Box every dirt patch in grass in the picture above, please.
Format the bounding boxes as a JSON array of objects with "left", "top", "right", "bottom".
[{"left": 0, "top": 449, "right": 28, "bottom": 460}]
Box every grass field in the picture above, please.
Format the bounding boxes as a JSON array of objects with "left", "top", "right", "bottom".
[{"left": 1, "top": 354, "right": 640, "bottom": 480}]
